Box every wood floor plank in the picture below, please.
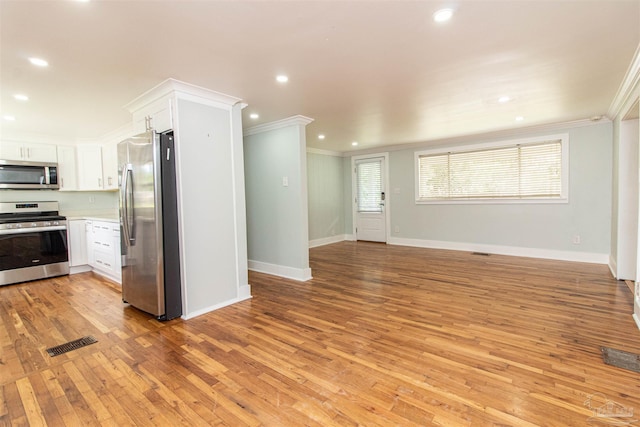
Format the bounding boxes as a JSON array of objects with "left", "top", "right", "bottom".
[{"left": 2, "top": 242, "right": 640, "bottom": 426}]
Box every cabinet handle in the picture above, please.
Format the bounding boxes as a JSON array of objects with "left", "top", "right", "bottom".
[
  {"left": 98, "top": 178, "right": 102, "bottom": 188},
  {"left": 27, "top": 147, "right": 31, "bottom": 158},
  {"left": 108, "top": 176, "right": 112, "bottom": 186},
  {"left": 61, "top": 178, "right": 64, "bottom": 188},
  {"left": 20, "top": 147, "right": 24, "bottom": 158}
]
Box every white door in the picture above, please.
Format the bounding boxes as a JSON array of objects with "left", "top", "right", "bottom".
[{"left": 355, "top": 157, "right": 386, "bottom": 242}]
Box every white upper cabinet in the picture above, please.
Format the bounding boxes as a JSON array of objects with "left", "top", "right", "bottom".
[
  {"left": 57, "top": 145, "right": 78, "bottom": 191},
  {"left": 131, "top": 97, "right": 173, "bottom": 135},
  {"left": 101, "top": 143, "right": 118, "bottom": 190},
  {"left": 77, "top": 145, "right": 104, "bottom": 190},
  {"left": 0, "top": 141, "right": 57, "bottom": 162}
]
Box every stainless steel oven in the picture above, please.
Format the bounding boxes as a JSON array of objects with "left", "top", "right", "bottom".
[{"left": 0, "top": 201, "right": 69, "bottom": 286}]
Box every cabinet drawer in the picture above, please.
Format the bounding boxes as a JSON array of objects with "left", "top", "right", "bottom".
[{"left": 94, "top": 249, "right": 116, "bottom": 272}]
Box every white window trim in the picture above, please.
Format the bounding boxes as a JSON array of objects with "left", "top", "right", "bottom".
[{"left": 414, "top": 133, "right": 569, "bottom": 204}]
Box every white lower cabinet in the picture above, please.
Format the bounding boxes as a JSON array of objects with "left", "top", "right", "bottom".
[
  {"left": 67, "top": 220, "right": 88, "bottom": 266},
  {"left": 85, "top": 219, "right": 122, "bottom": 283}
]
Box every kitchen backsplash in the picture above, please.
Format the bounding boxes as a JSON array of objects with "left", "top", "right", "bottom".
[{"left": 1, "top": 190, "right": 119, "bottom": 218}]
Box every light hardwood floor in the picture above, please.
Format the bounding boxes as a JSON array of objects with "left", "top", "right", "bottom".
[{"left": 1, "top": 241, "right": 639, "bottom": 426}]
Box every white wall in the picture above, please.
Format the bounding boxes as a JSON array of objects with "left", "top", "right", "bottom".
[
  {"left": 244, "top": 116, "right": 312, "bottom": 281},
  {"left": 612, "top": 118, "right": 639, "bottom": 279},
  {"left": 175, "top": 98, "right": 249, "bottom": 318}
]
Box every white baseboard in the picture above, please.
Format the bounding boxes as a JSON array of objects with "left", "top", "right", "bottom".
[
  {"left": 69, "top": 265, "right": 92, "bottom": 275},
  {"left": 387, "top": 237, "right": 609, "bottom": 264},
  {"left": 248, "top": 260, "right": 312, "bottom": 281},
  {"left": 608, "top": 256, "right": 618, "bottom": 279},
  {"left": 183, "top": 294, "right": 252, "bottom": 320},
  {"left": 238, "top": 284, "right": 252, "bottom": 300},
  {"left": 633, "top": 313, "right": 640, "bottom": 331},
  {"left": 309, "top": 234, "right": 350, "bottom": 248},
  {"left": 91, "top": 268, "right": 122, "bottom": 284}
]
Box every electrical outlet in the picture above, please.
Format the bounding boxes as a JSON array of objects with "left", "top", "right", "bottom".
[
  {"left": 572, "top": 235, "right": 581, "bottom": 244},
  {"left": 394, "top": 225, "right": 400, "bottom": 233},
  {"left": 89, "top": 196, "right": 95, "bottom": 204}
]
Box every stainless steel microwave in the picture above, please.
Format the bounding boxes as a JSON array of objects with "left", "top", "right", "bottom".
[{"left": 0, "top": 160, "right": 59, "bottom": 190}]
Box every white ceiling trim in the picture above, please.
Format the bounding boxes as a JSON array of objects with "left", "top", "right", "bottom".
[
  {"left": 244, "top": 115, "right": 314, "bottom": 136},
  {"left": 608, "top": 43, "right": 640, "bottom": 120},
  {"left": 125, "top": 78, "right": 243, "bottom": 113},
  {"left": 306, "top": 147, "right": 343, "bottom": 157}
]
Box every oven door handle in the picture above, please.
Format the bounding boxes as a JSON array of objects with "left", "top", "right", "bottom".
[
  {"left": 0, "top": 226, "right": 67, "bottom": 235},
  {"left": 121, "top": 163, "right": 135, "bottom": 246}
]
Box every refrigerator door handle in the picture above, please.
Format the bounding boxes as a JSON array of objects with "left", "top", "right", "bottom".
[{"left": 122, "top": 163, "right": 135, "bottom": 245}]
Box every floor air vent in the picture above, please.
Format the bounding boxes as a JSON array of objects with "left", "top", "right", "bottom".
[
  {"left": 601, "top": 347, "right": 640, "bottom": 373},
  {"left": 46, "top": 336, "right": 98, "bottom": 357}
]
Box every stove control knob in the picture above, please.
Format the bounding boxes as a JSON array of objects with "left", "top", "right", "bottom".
[
  {"left": 31, "top": 222, "right": 38, "bottom": 227},
  {"left": 43, "top": 222, "right": 51, "bottom": 226},
  {"left": 5, "top": 224, "right": 13, "bottom": 229},
  {"left": 16, "top": 224, "right": 22, "bottom": 228},
  {"left": 53, "top": 221, "right": 59, "bottom": 226}
]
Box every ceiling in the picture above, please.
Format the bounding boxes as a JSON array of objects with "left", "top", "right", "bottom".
[{"left": 1, "top": 1, "right": 639, "bottom": 153}]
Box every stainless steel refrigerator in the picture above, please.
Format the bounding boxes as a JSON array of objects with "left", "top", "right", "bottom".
[{"left": 118, "top": 130, "right": 182, "bottom": 320}]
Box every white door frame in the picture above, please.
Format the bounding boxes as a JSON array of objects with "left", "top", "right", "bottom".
[{"left": 351, "top": 152, "right": 390, "bottom": 243}]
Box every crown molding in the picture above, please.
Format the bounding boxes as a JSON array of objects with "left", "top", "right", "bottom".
[
  {"left": 306, "top": 147, "right": 343, "bottom": 157},
  {"left": 124, "top": 78, "right": 242, "bottom": 113},
  {"left": 608, "top": 43, "right": 640, "bottom": 119},
  {"left": 243, "top": 115, "right": 314, "bottom": 136}
]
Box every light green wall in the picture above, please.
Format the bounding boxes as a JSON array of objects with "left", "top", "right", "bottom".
[
  {"left": 388, "top": 122, "right": 613, "bottom": 254},
  {"left": 244, "top": 125, "right": 309, "bottom": 269},
  {"left": 611, "top": 119, "right": 620, "bottom": 263},
  {"left": 343, "top": 156, "right": 353, "bottom": 235},
  {"left": 0, "top": 190, "right": 118, "bottom": 217},
  {"left": 307, "top": 152, "right": 345, "bottom": 240}
]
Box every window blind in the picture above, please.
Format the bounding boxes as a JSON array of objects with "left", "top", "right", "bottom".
[
  {"left": 418, "top": 140, "right": 562, "bottom": 201},
  {"left": 357, "top": 160, "right": 382, "bottom": 212}
]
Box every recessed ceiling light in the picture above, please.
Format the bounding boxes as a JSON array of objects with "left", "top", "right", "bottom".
[
  {"left": 318, "top": 134, "right": 325, "bottom": 140},
  {"left": 351, "top": 141, "right": 358, "bottom": 146},
  {"left": 515, "top": 116, "right": 524, "bottom": 122},
  {"left": 249, "top": 113, "right": 259, "bottom": 119},
  {"left": 29, "top": 57, "right": 49, "bottom": 67},
  {"left": 433, "top": 8, "right": 454, "bottom": 23},
  {"left": 14, "top": 94, "right": 29, "bottom": 101},
  {"left": 498, "top": 96, "right": 511, "bottom": 103},
  {"left": 276, "top": 75, "right": 289, "bottom": 83},
  {"left": 3, "top": 115, "right": 16, "bottom": 121}
]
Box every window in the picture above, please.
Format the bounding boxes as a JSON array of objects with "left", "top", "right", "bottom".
[{"left": 415, "top": 134, "right": 568, "bottom": 203}]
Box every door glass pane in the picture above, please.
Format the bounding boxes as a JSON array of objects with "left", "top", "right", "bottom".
[{"left": 357, "top": 160, "right": 382, "bottom": 212}]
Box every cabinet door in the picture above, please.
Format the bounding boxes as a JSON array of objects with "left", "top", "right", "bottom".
[
  {"left": 68, "top": 220, "right": 88, "bottom": 266},
  {"left": 57, "top": 146, "right": 78, "bottom": 191},
  {"left": 25, "top": 143, "right": 57, "bottom": 162},
  {"left": 0, "top": 141, "right": 57, "bottom": 161},
  {"left": 85, "top": 221, "right": 95, "bottom": 267},
  {"left": 132, "top": 97, "right": 173, "bottom": 134},
  {"left": 0, "top": 141, "right": 25, "bottom": 160},
  {"left": 101, "top": 144, "right": 118, "bottom": 190},
  {"left": 77, "top": 145, "right": 104, "bottom": 190}
]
